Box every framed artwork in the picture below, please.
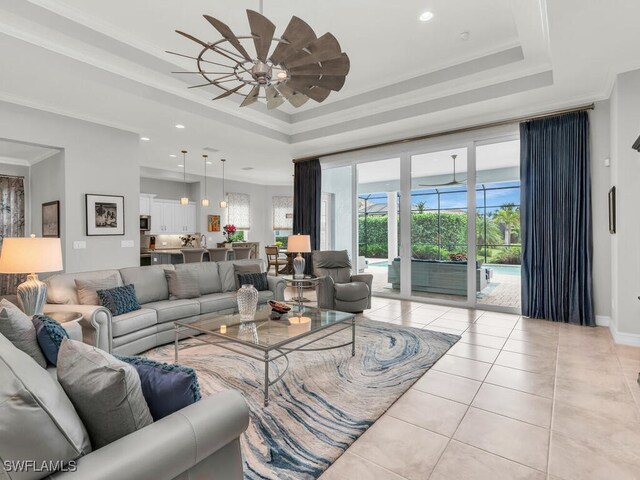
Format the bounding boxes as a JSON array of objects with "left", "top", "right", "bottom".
[
  {"left": 86, "top": 194, "right": 125, "bottom": 236},
  {"left": 208, "top": 214, "right": 221, "bottom": 232},
  {"left": 42, "top": 201, "right": 60, "bottom": 238},
  {"left": 608, "top": 186, "right": 616, "bottom": 234}
]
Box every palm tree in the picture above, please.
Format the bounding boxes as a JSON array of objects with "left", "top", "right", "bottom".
[
  {"left": 415, "top": 201, "right": 426, "bottom": 213},
  {"left": 492, "top": 203, "right": 520, "bottom": 245}
]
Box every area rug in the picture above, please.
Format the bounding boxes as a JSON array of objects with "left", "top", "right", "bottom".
[{"left": 144, "top": 319, "right": 459, "bottom": 480}]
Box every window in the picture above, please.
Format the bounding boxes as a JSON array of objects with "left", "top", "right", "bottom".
[
  {"left": 272, "top": 196, "right": 293, "bottom": 230},
  {"left": 227, "top": 192, "right": 250, "bottom": 229}
]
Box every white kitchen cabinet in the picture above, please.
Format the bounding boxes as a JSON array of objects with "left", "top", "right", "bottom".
[
  {"left": 148, "top": 199, "right": 197, "bottom": 234},
  {"left": 139, "top": 194, "right": 154, "bottom": 216}
]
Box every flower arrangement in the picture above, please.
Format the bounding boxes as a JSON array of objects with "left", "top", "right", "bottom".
[{"left": 223, "top": 224, "right": 236, "bottom": 243}]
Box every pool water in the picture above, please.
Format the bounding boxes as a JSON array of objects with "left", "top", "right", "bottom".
[{"left": 486, "top": 264, "right": 521, "bottom": 276}]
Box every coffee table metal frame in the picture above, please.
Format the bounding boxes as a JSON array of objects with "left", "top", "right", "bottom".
[{"left": 174, "top": 308, "right": 356, "bottom": 406}]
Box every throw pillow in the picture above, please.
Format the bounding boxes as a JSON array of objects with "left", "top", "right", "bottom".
[
  {"left": 0, "top": 298, "right": 47, "bottom": 368},
  {"left": 164, "top": 269, "right": 201, "bottom": 300},
  {"left": 32, "top": 314, "right": 70, "bottom": 366},
  {"left": 97, "top": 284, "right": 141, "bottom": 316},
  {"left": 57, "top": 338, "right": 153, "bottom": 449},
  {"left": 75, "top": 274, "right": 119, "bottom": 305},
  {"left": 115, "top": 355, "right": 201, "bottom": 421},
  {"left": 233, "top": 263, "right": 261, "bottom": 289},
  {"left": 237, "top": 272, "right": 269, "bottom": 291},
  {"left": 0, "top": 333, "right": 92, "bottom": 476}
]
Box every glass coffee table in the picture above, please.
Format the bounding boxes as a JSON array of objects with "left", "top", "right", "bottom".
[{"left": 174, "top": 304, "right": 356, "bottom": 406}]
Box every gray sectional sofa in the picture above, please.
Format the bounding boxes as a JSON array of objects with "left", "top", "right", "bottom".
[{"left": 44, "top": 259, "right": 286, "bottom": 355}]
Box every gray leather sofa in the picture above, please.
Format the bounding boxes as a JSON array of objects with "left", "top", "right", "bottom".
[
  {"left": 0, "top": 328, "right": 249, "bottom": 480},
  {"left": 312, "top": 250, "right": 373, "bottom": 313},
  {"left": 44, "top": 259, "right": 286, "bottom": 355}
]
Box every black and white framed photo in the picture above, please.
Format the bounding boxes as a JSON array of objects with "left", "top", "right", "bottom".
[
  {"left": 85, "top": 194, "right": 125, "bottom": 236},
  {"left": 42, "top": 200, "right": 60, "bottom": 238}
]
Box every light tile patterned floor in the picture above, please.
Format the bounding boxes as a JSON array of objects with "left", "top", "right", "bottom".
[{"left": 304, "top": 296, "right": 640, "bottom": 480}]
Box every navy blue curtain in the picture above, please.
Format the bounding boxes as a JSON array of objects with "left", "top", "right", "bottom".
[
  {"left": 520, "top": 111, "right": 594, "bottom": 325},
  {"left": 293, "top": 159, "right": 321, "bottom": 275}
]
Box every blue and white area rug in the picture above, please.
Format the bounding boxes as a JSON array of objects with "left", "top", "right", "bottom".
[{"left": 146, "top": 319, "right": 459, "bottom": 480}]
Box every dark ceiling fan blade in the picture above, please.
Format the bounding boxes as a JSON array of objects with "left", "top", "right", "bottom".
[
  {"left": 270, "top": 16, "right": 317, "bottom": 65},
  {"left": 289, "top": 85, "right": 331, "bottom": 103},
  {"left": 176, "top": 30, "right": 211, "bottom": 49},
  {"left": 240, "top": 85, "right": 260, "bottom": 107},
  {"left": 288, "top": 53, "right": 350, "bottom": 76},
  {"left": 166, "top": 51, "right": 235, "bottom": 69},
  {"left": 246, "top": 10, "right": 276, "bottom": 62},
  {"left": 212, "top": 84, "right": 245, "bottom": 100},
  {"left": 276, "top": 83, "right": 309, "bottom": 108},
  {"left": 282, "top": 33, "right": 342, "bottom": 69},
  {"left": 172, "top": 71, "right": 232, "bottom": 75},
  {"left": 265, "top": 86, "right": 285, "bottom": 110},
  {"left": 203, "top": 15, "right": 253, "bottom": 62}
]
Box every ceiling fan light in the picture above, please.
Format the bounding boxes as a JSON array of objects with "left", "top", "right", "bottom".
[{"left": 419, "top": 11, "right": 434, "bottom": 22}]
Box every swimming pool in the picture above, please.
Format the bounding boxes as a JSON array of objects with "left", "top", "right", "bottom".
[{"left": 486, "top": 264, "right": 521, "bottom": 276}]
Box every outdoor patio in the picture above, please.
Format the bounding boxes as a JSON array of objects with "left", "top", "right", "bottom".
[{"left": 363, "top": 259, "right": 521, "bottom": 310}]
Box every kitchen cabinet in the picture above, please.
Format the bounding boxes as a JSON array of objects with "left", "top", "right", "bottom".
[
  {"left": 150, "top": 252, "right": 184, "bottom": 265},
  {"left": 139, "top": 194, "right": 154, "bottom": 216},
  {"left": 148, "top": 199, "right": 197, "bottom": 234}
]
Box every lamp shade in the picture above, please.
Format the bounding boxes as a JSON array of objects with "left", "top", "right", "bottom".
[
  {"left": 0, "top": 237, "right": 63, "bottom": 274},
  {"left": 287, "top": 234, "right": 311, "bottom": 253}
]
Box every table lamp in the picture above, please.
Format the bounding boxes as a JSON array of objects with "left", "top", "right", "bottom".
[
  {"left": 287, "top": 234, "right": 311, "bottom": 279},
  {"left": 0, "top": 235, "right": 63, "bottom": 315}
]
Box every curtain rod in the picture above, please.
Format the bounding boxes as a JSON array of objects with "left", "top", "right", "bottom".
[
  {"left": 0, "top": 174, "right": 25, "bottom": 179},
  {"left": 292, "top": 103, "right": 595, "bottom": 163}
]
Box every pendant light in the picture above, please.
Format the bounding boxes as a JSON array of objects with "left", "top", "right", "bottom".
[
  {"left": 180, "top": 150, "right": 189, "bottom": 205},
  {"left": 201, "top": 154, "right": 210, "bottom": 207},
  {"left": 219, "top": 158, "right": 228, "bottom": 208}
]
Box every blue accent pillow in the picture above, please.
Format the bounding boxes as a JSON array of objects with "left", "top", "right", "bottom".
[
  {"left": 32, "top": 315, "right": 69, "bottom": 366},
  {"left": 115, "top": 355, "right": 201, "bottom": 421},
  {"left": 97, "top": 284, "right": 141, "bottom": 316},
  {"left": 237, "top": 272, "right": 269, "bottom": 291}
]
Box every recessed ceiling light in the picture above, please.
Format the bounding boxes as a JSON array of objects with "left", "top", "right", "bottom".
[
  {"left": 459, "top": 31, "right": 470, "bottom": 41},
  {"left": 178, "top": 164, "right": 184, "bottom": 167},
  {"left": 169, "top": 154, "right": 177, "bottom": 158},
  {"left": 175, "top": 124, "right": 185, "bottom": 129},
  {"left": 140, "top": 136, "right": 150, "bottom": 141},
  {"left": 419, "top": 11, "right": 434, "bottom": 22}
]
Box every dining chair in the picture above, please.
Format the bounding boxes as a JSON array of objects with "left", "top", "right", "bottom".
[
  {"left": 232, "top": 247, "right": 253, "bottom": 260},
  {"left": 265, "top": 245, "right": 286, "bottom": 276},
  {"left": 207, "top": 248, "right": 229, "bottom": 262}
]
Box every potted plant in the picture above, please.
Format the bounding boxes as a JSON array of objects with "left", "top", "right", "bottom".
[{"left": 223, "top": 224, "right": 236, "bottom": 243}]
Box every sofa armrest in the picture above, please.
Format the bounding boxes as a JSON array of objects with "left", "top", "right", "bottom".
[
  {"left": 51, "top": 390, "right": 250, "bottom": 480},
  {"left": 315, "top": 276, "right": 336, "bottom": 310},
  {"left": 351, "top": 274, "right": 373, "bottom": 309},
  {"left": 43, "top": 304, "right": 112, "bottom": 352},
  {"left": 267, "top": 276, "right": 286, "bottom": 301}
]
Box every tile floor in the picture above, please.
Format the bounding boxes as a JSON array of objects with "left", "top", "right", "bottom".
[{"left": 306, "top": 296, "right": 640, "bottom": 480}]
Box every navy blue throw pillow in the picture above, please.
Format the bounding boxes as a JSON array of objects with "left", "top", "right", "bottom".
[
  {"left": 115, "top": 355, "right": 201, "bottom": 421},
  {"left": 97, "top": 284, "right": 140, "bottom": 316},
  {"left": 237, "top": 272, "right": 269, "bottom": 291},
  {"left": 32, "top": 315, "right": 69, "bottom": 366}
]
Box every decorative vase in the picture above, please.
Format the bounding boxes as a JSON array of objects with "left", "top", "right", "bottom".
[{"left": 237, "top": 284, "right": 259, "bottom": 321}]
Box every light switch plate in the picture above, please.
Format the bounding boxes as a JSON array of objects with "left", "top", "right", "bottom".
[
  {"left": 121, "top": 240, "right": 134, "bottom": 248},
  {"left": 73, "top": 241, "right": 86, "bottom": 249}
]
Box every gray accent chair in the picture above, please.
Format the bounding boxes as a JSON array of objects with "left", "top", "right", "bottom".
[
  {"left": 0, "top": 329, "right": 250, "bottom": 480},
  {"left": 312, "top": 250, "right": 373, "bottom": 313}
]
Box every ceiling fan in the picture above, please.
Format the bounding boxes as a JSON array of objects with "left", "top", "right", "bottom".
[
  {"left": 419, "top": 154, "right": 467, "bottom": 187},
  {"left": 167, "top": 4, "right": 350, "bottom": 110}
]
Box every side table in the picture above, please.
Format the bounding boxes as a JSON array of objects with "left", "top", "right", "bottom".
[{"left": 281, "top": 275, "right": 319, "bottom": 309}]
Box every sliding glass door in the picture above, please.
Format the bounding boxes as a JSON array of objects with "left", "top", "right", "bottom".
[{"left": 320, "top": 132, "right": 521, "bottom": 313}]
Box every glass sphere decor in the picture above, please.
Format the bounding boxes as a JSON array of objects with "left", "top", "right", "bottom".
[{"left": 237, "top": 284, "right": 259, "bottom": 321}]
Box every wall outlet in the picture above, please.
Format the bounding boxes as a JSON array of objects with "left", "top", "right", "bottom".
[
  {"left": 73, "top": 241, "right": 86, "bottom": 249},
  {"left": 604, "top": 157, "right": 611, "bottom": 167},
  {"left": 162, "top": 241, "right": 167, "bottom": 246},
  {"left": 121, "top": 240, "right": 134, "bottom": 248}
]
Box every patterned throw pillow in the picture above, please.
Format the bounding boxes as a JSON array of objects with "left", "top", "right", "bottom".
[
  {"left": 115, "top": 355, "right": 201, "bottom": 421},
  {"left": 32, "top": 315, "right": 70, "bottom": 366},
  {"left": 97, "top": 284, "right": 141, "bottom": 316},
  {"left": 237, "top": 272, "right": 269, "bottom": 291}
]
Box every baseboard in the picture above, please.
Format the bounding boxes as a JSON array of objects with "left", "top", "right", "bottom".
[
  {"left": 595, "top": 315, "right": 611, "bottom": 327},
  {"left": 608, "top": 320, "right": 640, "bottom": 346}
]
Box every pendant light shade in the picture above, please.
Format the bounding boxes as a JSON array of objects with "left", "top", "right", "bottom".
[
  {"left": 201, "top": 154, "right": 210, "bottom": 207},
  {"left": 180, "top": 150, "right": 189, "bottom": 205},
  {"left": 219, "top": 158, "right": 228, "bottom": 208}
]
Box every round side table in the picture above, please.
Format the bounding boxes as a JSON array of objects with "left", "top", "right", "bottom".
[
  {"left": 47, "top": 311, "right": 83, "bottom": 323},
  {"left": 281, "top": 275, "right": 319, "bottom": 309}
]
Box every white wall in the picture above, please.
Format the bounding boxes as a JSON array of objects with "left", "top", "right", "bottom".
[
  {"left": 30, "top": 152, "right": 65, "bottom": 259},
  {"left": 0, "top": 101, "right": 141, "bottom": 273},
  {"left": 589, "top": 101, "right": 612, "bottom": 321},
  {"left": 322, "top": 166, "right": 354, "bottom": 260},
  {"left": 609, "top": 69, "right": 640, "bottom": 343}
]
